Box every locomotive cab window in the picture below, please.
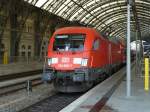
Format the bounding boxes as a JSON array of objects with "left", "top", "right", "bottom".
[
  {"left": 92, "top": 39, "right": 100, "bottom": 50},
  {"left": 53, "top": 34, "right": 85, "bottom": 52}
]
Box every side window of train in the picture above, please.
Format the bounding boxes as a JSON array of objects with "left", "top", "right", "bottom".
[{"left": 93, "top": 39, "right": 100, "bottom": 50}]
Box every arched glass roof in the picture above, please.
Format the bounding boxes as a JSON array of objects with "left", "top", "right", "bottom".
[{"left": 24, "top": 0, "right": 150, "bottom": 41}]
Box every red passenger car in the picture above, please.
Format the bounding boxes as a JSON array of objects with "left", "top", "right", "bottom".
[{"left": 43, "top": 27, "right": 125, "bottom": 92}]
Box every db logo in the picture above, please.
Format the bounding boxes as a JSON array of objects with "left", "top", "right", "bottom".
[{"left": 62, "top": 57, "right": 70, "bottom": 63}]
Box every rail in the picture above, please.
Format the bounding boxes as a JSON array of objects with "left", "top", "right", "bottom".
[{"left": 0, "top": 70, "right": 43, "bottom": 95}]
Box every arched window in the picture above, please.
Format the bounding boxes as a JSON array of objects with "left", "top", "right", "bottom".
[
  {"left": 28, "top": 52, "right": 31, "bottom": 57},
  {"left": 42, "top": 46, "right": 44, "bottom": 50},
  {"left": 1, "top": 43, "right": 5, "bottom": 52},
  {"left": 21, "top": 52, "right": 25, "bottom": 56},
  {"left": 21, "top": 45, "right": 26, "bottom": 57},
  {"left": 28, "top": 45, "right": 31, "bottom": 50},
  {"left": 1, "top": 43, "right": 4, "bottom": 49},
  {"left": 22, "top": 45, "right": 25, "bottom": 50},
  {"left": 43, "top": 41, "right": 46, "bottom": 45}
]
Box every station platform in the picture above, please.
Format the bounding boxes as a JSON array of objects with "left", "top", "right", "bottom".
[
  {"left": 0, "top": 61, "right": 43, "bottom": 76},
  {"left": 100, "top": 64, "right": 149, "bottom": 112},
  {"left": 60, "top": 62, "right": 150, "bottom": 112}
]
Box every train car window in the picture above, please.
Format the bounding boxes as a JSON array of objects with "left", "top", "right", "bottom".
[
  {"left": 53, "top": 34, "right": 85, "bottom": 52},
  {"left": 93, "top": 39, "right": 99, "bottom": 50}
]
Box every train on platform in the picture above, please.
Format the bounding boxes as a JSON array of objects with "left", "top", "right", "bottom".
[{"left": 42, "top": 27, "right": 125, "bottom": 92}]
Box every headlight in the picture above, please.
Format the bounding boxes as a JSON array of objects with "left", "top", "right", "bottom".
[
  {"left": 48, "top": 58, "right": 58, "bottom": 65},
  {"left": 81, "top": 58, "right": 88, "bottom": 66},
  {"left": 52, "top": 58, "right": 58, "bottom": 64},
  {"left": 73, "top": 58, "right": 82, "bottom": 64},
  {"left": 48, "top": 58, "right": 52, "bottom": 66}
]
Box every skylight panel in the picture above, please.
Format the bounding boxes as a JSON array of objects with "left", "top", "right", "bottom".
[{"left": 35, "top": 0, "right": 48, "bottom": 7}]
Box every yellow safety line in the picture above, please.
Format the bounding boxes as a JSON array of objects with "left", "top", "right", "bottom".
[{"left": 145, "top": 58, "right": 149, "bottom": 91}]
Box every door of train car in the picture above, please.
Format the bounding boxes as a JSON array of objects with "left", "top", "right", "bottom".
[
  {"left": 108, "top": 43, "right": 112, "bottom": 66},
  {"left": 108, "top": 43, "right": 113, "bottom": 75},
  {"left": 90, "top": 38, "right": 100, "bottom": 67}
]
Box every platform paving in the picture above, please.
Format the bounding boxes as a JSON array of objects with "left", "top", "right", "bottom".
[
  {"left": 100, "top": 64, "right": 150, "bottom": 112},
  {"left": 0, "top": 61, "right": 43, "bottom": 76}
]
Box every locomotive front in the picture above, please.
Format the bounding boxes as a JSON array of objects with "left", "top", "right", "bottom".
[{"left": 43, "top": 30, "right": 93, "bottom": 92}]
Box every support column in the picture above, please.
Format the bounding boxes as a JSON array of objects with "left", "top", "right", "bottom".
[
  {"left": 0, "top": 1, "right": 3, "bottom": 62},
  {"left": 0, "top": 25, "right": 3, "bottom": 63},
  {"left": 10, "top": 13, "right": 18, "bottom": 62},
  {"left": 135, "top": 30, "right": 138, "bottom": 75},
  {"left": 126, "top": 0, "right": 131, "bottom": 97},
  {"left": 34, "top": 12, "right": 41, "bottom": 58}
]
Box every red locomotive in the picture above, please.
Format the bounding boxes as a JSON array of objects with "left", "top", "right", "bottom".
[{"left": 43, "top": 27, "right": 125, "bottom": 92}]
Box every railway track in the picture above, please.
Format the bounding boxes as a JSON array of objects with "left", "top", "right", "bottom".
[
  {"left": 0, "top": 70, "right": 43, "bottom": 81},
  {"left": 20, "top": 92, "right": 82, "bottom": 112},
  {"left": 0, "top": 70, "right": 43, "bottom": 95},
  {"left": 18, "top": 71, "right": 113, "bottom": 112},
  {"left": 0, "top": 66, "right": 124, "bottom": 112}
]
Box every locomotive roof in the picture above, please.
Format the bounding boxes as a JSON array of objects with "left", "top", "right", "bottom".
[
  {"left": 52, "top": 27, "right": 124, "bottom": 45},
  {"left": 54, "top": 27, "right": 100, "bottom": 36}
]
